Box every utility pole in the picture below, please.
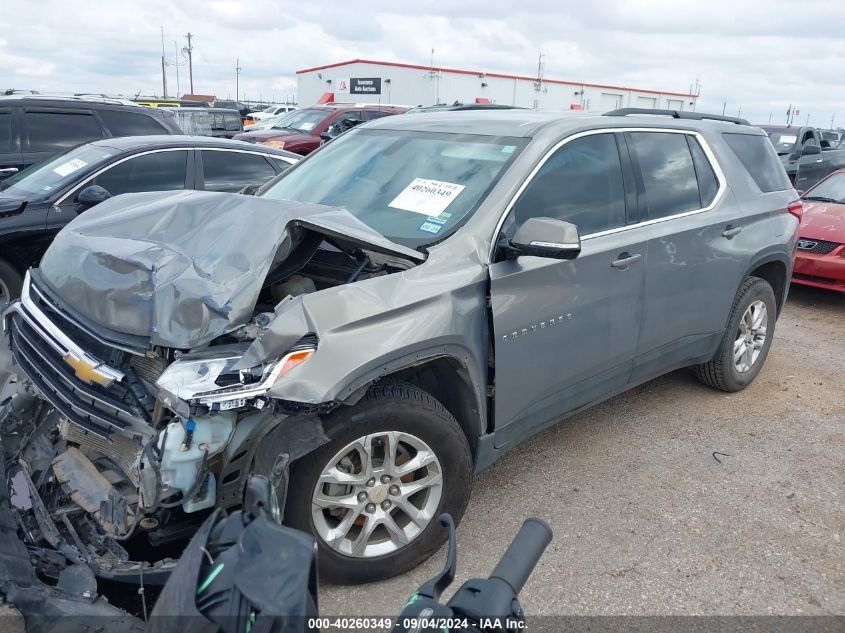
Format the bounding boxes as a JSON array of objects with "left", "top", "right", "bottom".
[
  {"left": 737, "top": 106, "right": 742, "bottom": 118},
  {"left": 184, "top": 33, "right": 194, "bottom": 95},
  {"left": 235, "top": 58, "right": 241, "bottom": 101},
  {"left": 768, "top": 112, "right": 772, "bottom": 123},
  {"left": 174, "top": 42, "right": 180, "bottom": 97},
  {"left": 806, "top": 113, "right": 810, "bottom": 126},
  {"left": 160, "top": 26, "right": 168, "bottom": 98},
  {"left": 722, "top": 101, "right": 726, "bottom": 115}
]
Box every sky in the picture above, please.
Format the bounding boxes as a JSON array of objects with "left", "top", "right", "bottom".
[{"left": 3, "top": 0, "right": 845, "bottom": 127}]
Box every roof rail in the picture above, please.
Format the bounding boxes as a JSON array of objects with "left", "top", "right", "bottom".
[{"left": 603, "top": 108, "right": 750, "bottom": 126}]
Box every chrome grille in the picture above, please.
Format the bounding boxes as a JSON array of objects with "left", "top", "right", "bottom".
[
  {"left": 797, "top": 238, "right": 840, "bottom": 255},
  {"left": 4, "top": 274, "right": 147, "bottom": 438}
]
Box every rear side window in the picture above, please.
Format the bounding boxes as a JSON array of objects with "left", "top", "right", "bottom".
[
  {"left": 0, "top": 112, "right": 11, "bottom": 152},
  {"left": 26, "top": 111, "right": 103, "bottom": 152},
  {"left": 723, "top": 133, "right": 792, "bottom": 192},
  {"left": 629, "top": 132, "right": 701, "bottom": 219},
  {"left": 201, "top": 150, "right": 276, "bottom": 192},
  {"left": 99, "top": 109, "right": 168, "bottom": 136},
  {"left": 688, "top": 137, "right": 719, "bottom": 207}
]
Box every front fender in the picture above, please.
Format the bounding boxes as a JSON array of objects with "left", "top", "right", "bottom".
[{"left": 242, "top": 263, "right": 489, "bottom": 412}]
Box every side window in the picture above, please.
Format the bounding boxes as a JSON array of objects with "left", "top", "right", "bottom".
[
  {"left": 510, "top": 133, "right": 626, "bottom": 235},
  {"left": 88, "top": 150, "right": 188, "bottom": 196},
  {"left": 201, "top": 150, "right": 277, "bottom": 192},
  {"left": 0, "top": 112, "right": 11, "bottom": 153},
  {"left": 26, "top": 111, "right": 103, "bottom": 152},
  {"left": 687, "top": 137, "right": 719, "bottom": 207},
  {"left": 629, "top": 132, "right": 701, "bottom": 219},
  {"left": 363, "top": 110, "right": 392, "bottom": 121},
  {"left": 99, "top": 110, "right": 168, "bottom": 136},
  {"left": 722, "top": 133, "right": 791, "bottom": 193}
]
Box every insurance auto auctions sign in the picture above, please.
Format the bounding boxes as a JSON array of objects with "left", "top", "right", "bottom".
[{"left": 334, "top": 77, "right": 382, "bottom": 95}]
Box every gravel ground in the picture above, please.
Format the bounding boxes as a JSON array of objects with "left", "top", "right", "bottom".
[{"left": 1, "top": 284, "right": 842, "bottom": 617}]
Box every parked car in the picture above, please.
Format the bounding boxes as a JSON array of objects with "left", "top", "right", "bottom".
[
  {"left": 792, "top": 168, "right": 845, "bottom": 291},
  {"left": 1, "top": 109, "right": 798, "bottom": 587},
  {"left": 163, "top": 107, "right": 243, "bottom": 138},
  {"left": 233, "top": 104, "right": 407, "bottom": 154},
  {"left": 761, "top": 125, "right": 845, "bottom": 191},
  {"left": 0, "top": 95, "right": 181, "bottom": 179},
  {"left": 0, "top": 136, "right": 298, "bottom": 308},
  {"left": 213, "top": 99, "right": 250, "bottom": 119},
  {"left": 244, "top": 104, "right": 298, "bottom": 126}
]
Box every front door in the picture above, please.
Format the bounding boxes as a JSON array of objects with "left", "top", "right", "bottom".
[{"left": 488, "top": 132, "right": 646, "bottom": 447}]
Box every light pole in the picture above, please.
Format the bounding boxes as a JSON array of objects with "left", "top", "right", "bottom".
[
  {"left": 184, "top": 33, "right": 194, "bottom": 95},
  {"left": 235, "top": 58, "right": 241, "bottom": 101}
]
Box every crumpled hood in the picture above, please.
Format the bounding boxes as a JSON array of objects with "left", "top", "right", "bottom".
[{"left": 38, "top": 190, "right": 422, "bottom": 349}]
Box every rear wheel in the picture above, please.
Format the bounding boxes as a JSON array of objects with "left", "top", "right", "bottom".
[
  {"left": 695, "top": 276, "right": 777, "bottom": 392},
  {"left": 284, "top": 383, "right": 473, "bottom": 584}
]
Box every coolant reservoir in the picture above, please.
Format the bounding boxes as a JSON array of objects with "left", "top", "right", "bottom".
[{"left": 157, "top": 411, "right": 235, "bottom": 511}]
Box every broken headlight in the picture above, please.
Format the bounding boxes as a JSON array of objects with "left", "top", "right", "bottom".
[{"left": 155, "top": 347, "right": 314, "bottom": 414}]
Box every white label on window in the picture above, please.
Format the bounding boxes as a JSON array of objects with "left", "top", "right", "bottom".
[
  {"left": 53, "top": 158, "right": 88, "bottom": 177},
  {"left": 300, "top": 122, "right": 315, "bottom": 131},
  {"left": 779, "top": 135, "right": 797, "bottom": 144},
  {"left": 388, "top": 178, "right": 465, "bottom": 217}
]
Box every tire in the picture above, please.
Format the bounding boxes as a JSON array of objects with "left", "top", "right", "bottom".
[
  {"left": 0, "top": 258, "right": 23, "bottom": 311},
  {"left": 283, "top": 382, "right": 473, "bottom": 584},
  {"left": 695, "top": 276, "right": 777, "bottom": 392}
]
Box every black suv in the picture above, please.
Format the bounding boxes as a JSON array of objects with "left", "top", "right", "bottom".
[{"left": 0, "top": 96, "right": 181, "bottom": 179}]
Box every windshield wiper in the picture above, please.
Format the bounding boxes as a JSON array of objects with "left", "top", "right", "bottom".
[{"left": 802, "top": 196, "right": 838, "bottom": 203}]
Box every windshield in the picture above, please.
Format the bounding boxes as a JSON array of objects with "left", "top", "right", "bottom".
[
  {"left": 261, "top": 128, "right": 526, "bottom": 248},
  {"left": 763, "top": 128, "right": 799, "bottom": 154},
  {"left": 271, "top": 108, "right": 330, "bottom": 133},
  {"left": 804, "top": 172, "right": 845, "bottom": 203},
  {"left": 0, "top": 144, "right": 117, "bottom": 200}
]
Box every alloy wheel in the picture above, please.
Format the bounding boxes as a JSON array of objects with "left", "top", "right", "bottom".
[
  {"left": 311, "top": 431, "right": 443, "bottom": 558},
  {"left": 733, "top": 300, "right": 768, "bottom": 373}
]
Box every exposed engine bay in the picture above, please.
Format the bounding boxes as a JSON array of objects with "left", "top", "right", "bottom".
[{"left": 1, "top": 193, "right": 419, "bottom": 582}]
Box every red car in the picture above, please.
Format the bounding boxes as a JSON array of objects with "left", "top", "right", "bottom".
[
  {"left": 232, "top": 104, "right": 407, "bottom": 155},
  {"left": 793, "top": 168, "right": 845, "bottom": 291}
]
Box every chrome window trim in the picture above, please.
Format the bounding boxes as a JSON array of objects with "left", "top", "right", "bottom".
[
  {"left": 198, "top": 146, "right": 298, "bottom": 165},
  {"left": 55, "top": 147, "right": 192, "bottom": 207},
  {"left": 487, "top": 127, "right": 727, "bottom": 261}
]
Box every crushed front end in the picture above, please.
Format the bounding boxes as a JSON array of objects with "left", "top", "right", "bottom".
[{"left": 1, "top": 271, "right": 320, "bottom": 582}]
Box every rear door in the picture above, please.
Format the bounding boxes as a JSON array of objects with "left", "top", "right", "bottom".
[
  {"left": 0, "top": 107, "right": 22, "bottom": 178},
  {"left": 627, "top": 130, "right": 738, "bottom": 381},
  {"left": 489, "top": 132, "right": 647, "bottom": 447},
  {"left": 21, "top": 108, "right": 105, "bottom": 168}
]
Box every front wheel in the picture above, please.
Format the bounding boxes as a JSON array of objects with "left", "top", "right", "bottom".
[
  {"left": 695, "top": 276, "right": 777, "bottom": 392},
  {"left": 284, "top": 383, "right": 473, "bottom": 584}
]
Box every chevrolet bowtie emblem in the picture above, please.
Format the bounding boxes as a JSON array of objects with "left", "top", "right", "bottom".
[{"left": 62, "top": 353, "right": 114, "bottom": 387}]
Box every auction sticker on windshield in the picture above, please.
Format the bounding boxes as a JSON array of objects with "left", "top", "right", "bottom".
[
  {"left": 53, "top": 158, "right": 88, "bottom": 177},
  {"left": 389, "top": 178, "right": 465, "bottom": 217}
]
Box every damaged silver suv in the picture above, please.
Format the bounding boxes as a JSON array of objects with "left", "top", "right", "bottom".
[{"left": 1, "top": 109, "right": 799, "bottom": 584}]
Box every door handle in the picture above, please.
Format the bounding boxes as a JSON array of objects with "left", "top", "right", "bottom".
[
  {"left": 0, "top": 167, "right": 19, "bottom": 176},
  {"left": 611, "top": 252, "right": 642, "bottom": 269},
  {"left": 722, "top": 225, "right": 742, "bottom": 238}
]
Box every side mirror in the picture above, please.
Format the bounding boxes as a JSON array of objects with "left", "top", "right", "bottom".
[
  {"left": 801, "top": 144, "right": 822, "bottom": 156},
  {"left": 76, "top": 185, "right": 111, "bottom": 208},
  {"left": 319, "top": 132, "right": 333, "bottom": 143},
  {"left": 501, "top": 217, "right": 581, "bottom": 260}
]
